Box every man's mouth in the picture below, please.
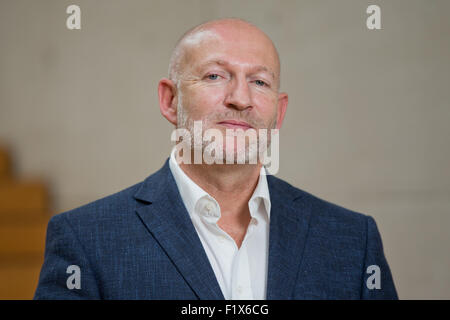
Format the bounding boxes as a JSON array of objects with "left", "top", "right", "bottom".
[{"left": 217, "top": 120, "right": 253, "bottom": 130}]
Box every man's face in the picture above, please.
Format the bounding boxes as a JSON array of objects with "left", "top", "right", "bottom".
[{"left": 174, "top": 24, "right": 285, "bottom": 162}]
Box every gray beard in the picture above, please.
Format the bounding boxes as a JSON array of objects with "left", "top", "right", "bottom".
[{"left": 176, "top": 99, "right": 276, "bottom": 164}]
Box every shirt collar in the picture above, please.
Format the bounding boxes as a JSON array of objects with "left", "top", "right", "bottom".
[
  {"left": 168, "top": 147, "right": 271, "bottom": 220},
  {"left": 249, "top": 166, "right": 271, "bottom": 220},
  {"left": 169, "top": 148, "right": 209, "bottom": 219}
]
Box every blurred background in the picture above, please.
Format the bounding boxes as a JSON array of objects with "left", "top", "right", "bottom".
[{"left": 0, "top": 0, "right": 449, "bottom": 299}]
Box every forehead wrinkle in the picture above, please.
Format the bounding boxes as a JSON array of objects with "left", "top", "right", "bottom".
[{"left": 196, "top": 59, "right": 276, "bottom": 81}]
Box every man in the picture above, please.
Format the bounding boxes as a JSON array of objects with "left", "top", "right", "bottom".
[{"left": 34, "top": 18, "right": 398, "bottom": 299}]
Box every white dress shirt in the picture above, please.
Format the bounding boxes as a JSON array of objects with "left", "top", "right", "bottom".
[{"left": 168, "top": 148, "right": 271, "bottom": 300}]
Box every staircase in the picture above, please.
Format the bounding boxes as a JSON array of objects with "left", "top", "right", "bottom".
[{"left": 0, "top": 145, "right": 51, "bottom": 299}]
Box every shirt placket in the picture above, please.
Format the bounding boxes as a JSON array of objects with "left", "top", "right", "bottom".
[{"left": 230, "top": 216, "right": 258, "bottom": 300}]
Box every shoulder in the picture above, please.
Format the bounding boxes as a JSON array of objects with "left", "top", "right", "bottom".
[
  {"left": 267, "top": 174, "right": 369, "bottom": 231},
  {"left": 49, "top": 181, "right": 144, "bottom": 231},
  {"left": 48, "top": 159, "right": 172, "bottom": 234}
]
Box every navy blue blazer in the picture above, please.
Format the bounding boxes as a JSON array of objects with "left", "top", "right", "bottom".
[{"left": 34, "top": 160, "right": 398, "bottom": 299}]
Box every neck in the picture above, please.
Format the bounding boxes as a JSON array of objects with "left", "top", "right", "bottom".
[{"left": 178, "top": 159, "right": 262, "bottom": 218}]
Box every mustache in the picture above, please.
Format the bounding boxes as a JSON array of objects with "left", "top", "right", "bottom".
[{"left": 205, "top": 110, "right": 266, "bottom": 129}]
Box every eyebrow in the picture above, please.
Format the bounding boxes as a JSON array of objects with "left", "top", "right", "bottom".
[{"left": 198, "top": 59, "right": 276, "bottom": 80}]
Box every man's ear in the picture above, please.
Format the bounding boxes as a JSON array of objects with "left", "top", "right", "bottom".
[
  {"left": 275, "top": 92, "right": 288, "bottom": 129},
  {"left": 158, "top": 78, "right": 178, "bottom": 126}
]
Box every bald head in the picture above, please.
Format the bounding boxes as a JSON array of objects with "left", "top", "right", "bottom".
[
  {"left": 168, "top": 18, "right": 281, "bottom": 89},
  {"left": 158, "top": 17, "right": 289, "bottom": 145}
]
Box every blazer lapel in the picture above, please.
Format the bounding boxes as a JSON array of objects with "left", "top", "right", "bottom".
[
  {"left": 134, "top": 160, "right": 224, "bottom": 300},
  {"left": 266, "top": 176, "right": 313, "bottom": 299}
]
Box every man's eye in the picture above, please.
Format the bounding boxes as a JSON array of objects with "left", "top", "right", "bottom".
[
  {"left": 207, "top": 74, "right": 219, "bottom": 80},
  {"left": 255, "top": 80, "right": 267, "bottom": 87}
]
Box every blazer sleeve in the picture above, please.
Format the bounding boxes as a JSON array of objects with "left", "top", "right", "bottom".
[
  {"left": 34, "top": 213, "right": 101, "bottom": 299},
  {"left": 361, "top": 215, "right": 399, "bottom": 299}
]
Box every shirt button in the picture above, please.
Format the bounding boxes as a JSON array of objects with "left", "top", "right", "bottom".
[
  {"left": 237, "top": 285, "right": 243, "bottom": 294},
  {"left": 204, "top": 202, "right": 214, "bottom": 216}
]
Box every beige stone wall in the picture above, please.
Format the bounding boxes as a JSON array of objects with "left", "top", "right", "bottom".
[{"left": 1, "top": 0, "right": 449, "bottom": 299}]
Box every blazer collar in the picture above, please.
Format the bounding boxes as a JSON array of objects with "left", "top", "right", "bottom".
[
  {"left": 265, "top": 175, "right": 313, "bottom": 299},
  {"left": 134, "top": 159, "right": 224, "bottom": 300},
  {"left": 134, "top": 160, "right": 313, "bottom": 300}
]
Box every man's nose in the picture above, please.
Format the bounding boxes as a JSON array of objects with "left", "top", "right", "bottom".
[{"left": 224, "top": 76, "right": 252, "bottom": 110}]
